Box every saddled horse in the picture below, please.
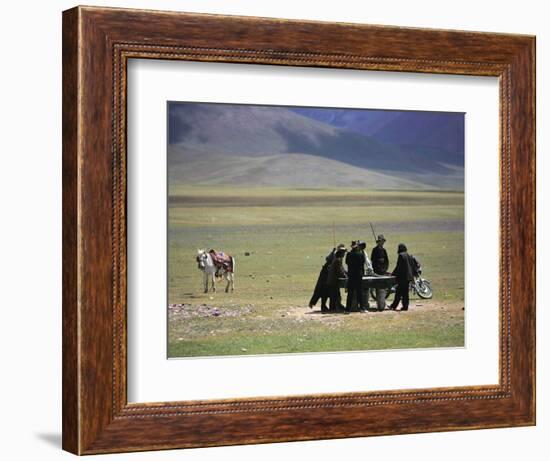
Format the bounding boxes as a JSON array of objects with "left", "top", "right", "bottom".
[{"left": 196, "top": 249, "right": 235, "bottom": 293}]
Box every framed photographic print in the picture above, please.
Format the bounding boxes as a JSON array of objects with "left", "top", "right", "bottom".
[{"left": 62, "top": 5, "right": 535, "bottom": 455}]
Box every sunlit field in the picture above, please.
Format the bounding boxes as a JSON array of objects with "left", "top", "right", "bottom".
[{"left": 168, "top": 186, "right": 464, "bottom": 357}]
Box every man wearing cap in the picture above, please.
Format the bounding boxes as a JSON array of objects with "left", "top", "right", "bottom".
[
  {"left": 371, "top": 234, "right": 389, "bottom": 275},
  {"left": 345, "top": 240, "right": 368, "bottom": 312},
  {"left": 389, "top": 243, "right": 414, "bottom": 311}
]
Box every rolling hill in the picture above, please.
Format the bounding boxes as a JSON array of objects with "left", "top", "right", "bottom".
[
  {"left": 168, "top": 145, "right": 436, "bottom": 190},
  {"left": 168, "top": 103, "right": 464, "bottom": 190}
]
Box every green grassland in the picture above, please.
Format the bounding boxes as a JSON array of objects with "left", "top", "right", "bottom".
[{"left": 168, "top": 186, "right": 465, "bottom": 357}]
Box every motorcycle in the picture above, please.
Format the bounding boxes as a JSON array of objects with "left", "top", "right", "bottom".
[
  {"left": 410, "top": 268, "right": 433, "bottom": 299},
  {"left": 370, "top": 267, "right": 433, "bottom": 302}
]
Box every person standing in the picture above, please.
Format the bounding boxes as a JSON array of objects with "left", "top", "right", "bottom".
[
  {"left": 346, "top": 241, "right": 367, "bottom": 312},
  {"left": 326, "top": 246, "right": 347, "bottom": 312},
  {"left": 371, "top": 234, "right": 389, "bottom": 275},
  {"left": 389, "top": 243, "right": 414, "bottom": 311},
  {"left": 309, "top": 243, "right": 345, "bottom": 312}
]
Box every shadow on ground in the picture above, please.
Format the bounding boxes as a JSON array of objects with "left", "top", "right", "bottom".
[{"left": 36, "top": 432, "right": 61, "bottom": 448}]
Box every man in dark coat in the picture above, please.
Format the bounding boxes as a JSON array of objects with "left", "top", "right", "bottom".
[
  {"left": 326, "top": 247, "right": 347, "bottom": 312},
  {"left": 345, "top": 241, "right": 367, "bottom": 312},
  {"left": 389, "top": 243, "right": 414, "bottom": 311},
  {"left": 371, "top": 234, "right": 389, "bottom": 275},
  {"left": 309, "top": 244, "right": 345, "bottom": 312}
]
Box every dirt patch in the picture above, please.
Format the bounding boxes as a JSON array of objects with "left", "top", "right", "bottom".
[
  {"left": 286, "top": 300, "right": 464, "bottom": 319},
  {"left": 169, "top": 300, "right": 464, "bottom": 321},
  {"left": 169, "top": 303, "right": 253, "bottom": 318}
]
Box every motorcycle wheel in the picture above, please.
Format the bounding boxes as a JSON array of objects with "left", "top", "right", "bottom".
[{"left": 415, "top": 279, "right": 433, "bottom": 299}]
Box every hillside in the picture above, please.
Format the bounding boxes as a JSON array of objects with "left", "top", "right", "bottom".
[
  {"left": 168, "top": 145, "right": 435, "bottom": 189},
  {"left": 291, "top": 107, "right": 465, "bottom": 165},
  {"left": 168, "top": 102, "right": 464, "bottom": 190}
]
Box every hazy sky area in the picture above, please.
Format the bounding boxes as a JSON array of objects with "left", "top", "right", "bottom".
[{"left": 167, "top": 102, "right": 465, "bottom": 190}]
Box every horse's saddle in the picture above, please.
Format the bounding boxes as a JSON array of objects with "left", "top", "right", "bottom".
[{"left": 209, "top": 250, "right": 233, "bottom": 273}]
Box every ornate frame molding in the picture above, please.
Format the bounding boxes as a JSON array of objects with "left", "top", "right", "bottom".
[{"left": 63, "top": 6, "right": 535, "bottom": 454}]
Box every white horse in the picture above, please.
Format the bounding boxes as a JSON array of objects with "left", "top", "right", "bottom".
[{"left": 196, "top": 249, "right": 235, "bottom": 293}]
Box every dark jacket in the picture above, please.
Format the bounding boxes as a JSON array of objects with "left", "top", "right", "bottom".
[
  {"left": 325, "top": 249, "right": 336, "bottom": 266},
  {"left": 327, "top": 257, "right": 347, "bottom": 287},
  {"left": 371, "top": 245, "right": 389, "bottom": 274},
  {"left": 391, "top": 252, "right": 414, "bottom": 284},
  {"left": 346, "top": 249, "right": 366, "bottom": 278},
  {"left": 309, "top": 249, "right": 337, "bottom": 305}
]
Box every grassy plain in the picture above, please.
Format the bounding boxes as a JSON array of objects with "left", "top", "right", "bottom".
[{"left": 167, "top": 186, "right": 464, "bottom": 357}]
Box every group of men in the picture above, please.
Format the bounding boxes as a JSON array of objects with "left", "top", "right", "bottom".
[{"left": 309, "top": 235, "right": 415, "bottom": 313}]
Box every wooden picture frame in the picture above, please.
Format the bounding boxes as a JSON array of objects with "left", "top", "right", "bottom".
[{"left": 62, "top": 5, "right": 535, "bottom": 455}]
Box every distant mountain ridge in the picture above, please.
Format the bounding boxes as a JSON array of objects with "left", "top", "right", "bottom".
[
  {"left": 291, "top": 107, "right": 464, "bottom": 166},
  {"left": 168, "top": 103, "right": 465, "bottom": 190}
]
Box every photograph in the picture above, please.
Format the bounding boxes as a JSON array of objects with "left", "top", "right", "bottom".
[
  {"left": 1, "top": 0, "right": 539, "bottom": 457},
  {"left": 167, "top": 101, "right": 466, "bottom": 358}
]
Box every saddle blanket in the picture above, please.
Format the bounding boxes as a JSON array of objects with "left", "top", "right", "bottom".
[{"left": 209, "top": 250, "right": 234, "bottom": 273}]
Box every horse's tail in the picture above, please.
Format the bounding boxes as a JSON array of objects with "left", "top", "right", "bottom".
[{"left": 231, "top": 256, "right": 236, "bottom": 274}]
